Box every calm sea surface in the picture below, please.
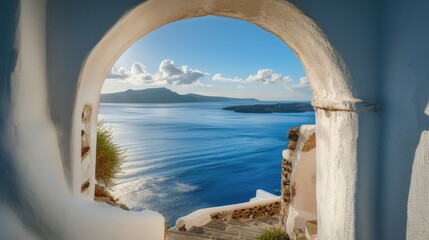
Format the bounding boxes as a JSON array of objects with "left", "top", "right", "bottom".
[{"left": 99, "top": 102, "right": 315, "bottom": 225}]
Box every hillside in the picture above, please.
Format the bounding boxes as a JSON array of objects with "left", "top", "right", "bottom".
[{"left": 100, "top": 88, "right": 258, "bottom": 103}]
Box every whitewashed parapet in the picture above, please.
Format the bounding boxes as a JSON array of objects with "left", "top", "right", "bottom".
[
  {"left": 174, "top": 190, "right": 280, "bottom": 231},
  {"left": 251, "top": 189, "right": 280, "bottom": 201}
]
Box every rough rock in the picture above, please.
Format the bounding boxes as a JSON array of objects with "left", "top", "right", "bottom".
[
  {"left": 287, "top": 127, "right": 300, "bottom": 141},
  {"left": 94, "top": 184, "right": 129, "bottom": 211},
  {"left": 119, "top": 203, "right": 130, "bottom": 211},
  {"left": 287, "top": 140, "right": 297, "bottom": 150}
]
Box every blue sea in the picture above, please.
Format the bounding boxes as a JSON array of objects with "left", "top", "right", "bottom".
[{"left": 99, "top": 102, "right": 315, "bottom": 225}]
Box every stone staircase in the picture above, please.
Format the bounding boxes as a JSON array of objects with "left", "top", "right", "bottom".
[{"left": 168, "top": 215, "right": 280, "bottom": 240}]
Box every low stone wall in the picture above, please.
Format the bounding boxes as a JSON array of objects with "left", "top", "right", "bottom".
[
  {"left": 280, "top": 155, "right": 293, "bottom": 225},
  {"left": 210, "top": 201, "right": 281, "bottom": 222},
  {"left": 174, "top": 191, "right": 280, "bottom": 231},
  {"left": 279, "top": 126, "right": 300, "bottom": 225}
]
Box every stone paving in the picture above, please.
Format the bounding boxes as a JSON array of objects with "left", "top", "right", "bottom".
[{"left": 168, "top": 215, "right": 281, "bottom": 240}]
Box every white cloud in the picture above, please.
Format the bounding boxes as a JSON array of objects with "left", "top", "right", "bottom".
[
  {"left": 107, "top": 67, "right": 129, "bottom": 79},
  {"left": 210, "top": 69, "right": 309, "bottom": 97},
  {"left": 159, "top": 59, "right": 209, "bottom": 85},
  {"left": 245, "top": 69, "right": 292, "bottom": 84},
  {"left": 212, "top": 69, "right": 292, "bottom": 84},
  {"left": 287, "top": 76, "right": 308, "bottom": 90},
  {"left": 159, "top": 59, "right": 183, "bottom": 76},
  {"left": 246, "top": 69, "right": 283, "bottom": 84},
  {"left": 107, "top": 59, "right": 209, "bottom": 86},
  {"left": 282, "top": 75, "right": 293, "bottom": 82},
  {"left": 212, "top": 73, "right": 244, "bottom": 82},
  {"left": 283, "top": 76, "right": 311, "bottom": 97},
  {"left": 131, "top": 62, "right": 145, "bottom": 75},
  {"left": 107, "top": 61, "right": 309, "bottom": 97},
  {"left": 299, "top": 76, "right": 308, "bottom": 85}
]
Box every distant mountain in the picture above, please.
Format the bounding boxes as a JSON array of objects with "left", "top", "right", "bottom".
[
  {"left": 100, "top": 88, "right": 258, "bottom": 103},
  {"left": 223, "top": 103, "right": 314, "bottom": 113}
]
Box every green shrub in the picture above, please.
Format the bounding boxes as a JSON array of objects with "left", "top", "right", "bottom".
[
  {"left": 95, "top": 121, "right": 126, "bottom": 189},
  {"left": 258, "top": 227, "right": 290, "bottom": 240}
]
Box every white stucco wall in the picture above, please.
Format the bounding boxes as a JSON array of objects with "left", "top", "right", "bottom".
[
  {"left": 378, "top": 1, "right": 429, "bottom": 239},
  {"left": 407, "top": 130, "right": 429, "bottom": 239},
  {"left": 293, "top": 149, "right": 317, "bottom": 219},
  {"left": 406, "top": 102, "right": 429, "bottom": 239},
  {"left": 5, "top": 1, "right": 165, "bottom": 239},
  {"left": 3, "top": 0, "right": 379, "bottom": 239},
  {"left": 316, "top": 110, "right": 359, "bottom": 240},
  {"left": 5, "top": 0, "right": 429, "bottom": 239}
]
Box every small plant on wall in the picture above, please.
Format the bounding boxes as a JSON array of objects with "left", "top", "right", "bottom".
[{"left": 95, "top": 121, "right": 126, "bottom": 189}]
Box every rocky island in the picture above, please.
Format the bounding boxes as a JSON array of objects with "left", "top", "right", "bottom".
[
  {"left": 100, "top": 87, "right": 258, "bottom": 103},
  {"left": 223, "top": 103, "right": 314, "bottom": 113}
]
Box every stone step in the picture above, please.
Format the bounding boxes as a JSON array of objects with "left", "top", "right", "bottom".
[
  {"left": 258, "top": 216, "right": 281, "bottom": 226},
  {"left": 168, "top": 215, "right": 281, "bottom": 240},
  {"left": 202, "top": 220, "right": 231, "bottom": 231},
  {"left": 168, "top": 230, "right": 212, "bottom": 240},
  {"left": 225, "top": 219, "right": 251, "bottom": 227},
  {"left": 226, "top": 225, "right": 262, "bottom": 240},
  {"left": 188, "top": 226, "right": 241, "bottom": 240},
  {"left": 242, "top": 218, "right": 273, "bottom": 229},
  {"left": 226, "top": 224, "right": 262, "bottom": 235},
  {"left": 202, "top": 220, "right": 263, "bottom": 240}
]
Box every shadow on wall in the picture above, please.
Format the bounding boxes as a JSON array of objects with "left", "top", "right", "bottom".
[
  {"left": 0, "top": 0, "right": 24, "bottom": 233},
  {"left": 407, "top": 102, "right": 429, "bottom": 240}
]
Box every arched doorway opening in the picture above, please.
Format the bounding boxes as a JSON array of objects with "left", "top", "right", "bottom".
[
  {"left": 73, "top": 0, "right": 372, "bottom": 238},
  {"left": 97, "top": 14, "right": 315, "bottom": 226}
]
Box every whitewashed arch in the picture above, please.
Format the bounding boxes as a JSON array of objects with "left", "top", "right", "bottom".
[{"left": 73, "top": 0, "right": 374, "bottom": 238}]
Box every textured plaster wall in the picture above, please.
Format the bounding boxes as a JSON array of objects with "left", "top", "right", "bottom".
[
  {"left": 46, "top": 0, "right": 142, "bottom": 194},
  {"left": 0, "top": 0, "right": 19, "bottom": 214},
  {"left": 378, "top": 0, "right": 429, "bottom": 239},
  {"left": 316, "top": 110, "right": 359, "bottom": 240},
  {"left": 289, "top": 0, "right": 378, "bottom": 102},
  {"left": 11, "top": 0, "right": 429, "bottom": 239},
  {"left": 293, "top": 149, "right": 317, "bottom": 219},
  {"left": 287, "top": 2, "right": 379, "bottom": 238},
  {"left": 0, "top": 1, "right": 36, "bottom": 238},
  {"left": 407, "top": 130, "right": 429, "bottom": 239},
  {"left": 0, "top": 1, "right": 165, "bottom": 239}
]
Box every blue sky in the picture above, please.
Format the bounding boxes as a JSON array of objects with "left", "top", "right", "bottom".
[{"left": 102, "top": 16, "right": 311, "bottom": 101}]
